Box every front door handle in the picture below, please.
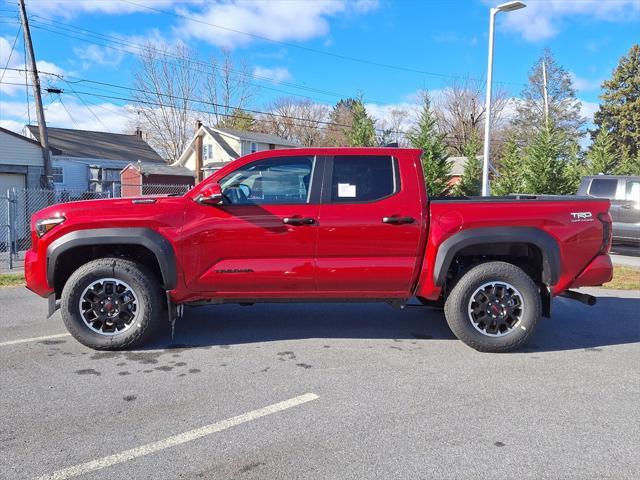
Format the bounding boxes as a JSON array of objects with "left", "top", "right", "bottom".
[
  {"left": 382, "top": 216, "right": 415, "bottom": 225},
  {"left": 283, "top": 217, "right": 316, "bottom": 225}
]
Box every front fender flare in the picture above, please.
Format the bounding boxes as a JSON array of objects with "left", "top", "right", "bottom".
[{"left": 46, "top": 228, "right": 177, "bottom": 290}]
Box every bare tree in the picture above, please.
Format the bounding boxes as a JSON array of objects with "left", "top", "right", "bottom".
[
  {"left": 257, "top": 97, "right": 329, "bottom": 146},
  {"left": 435, "top": 77, "right": 509, "bottom": 155},
  {"left": 132, "top": 42, "right": 200, "bottom": 162},
  {"left": 202, "top": 51, "right": 256, "bottom": 129},
  {"left": 132, "top": 45, "right": 257, "bottom": 161}
]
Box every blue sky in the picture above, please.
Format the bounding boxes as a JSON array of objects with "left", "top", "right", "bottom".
[{"left": 0, "top": 0, "right": 638, "bottom": 135}]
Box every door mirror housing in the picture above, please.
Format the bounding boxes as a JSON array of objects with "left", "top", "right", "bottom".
[{"left": 196, "top": 183, "right": 224, "bottom": 205}]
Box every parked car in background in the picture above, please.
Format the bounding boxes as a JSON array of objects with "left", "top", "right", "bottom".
[{"left": 577, "top": 175, "right": 640, "bottom": 245}]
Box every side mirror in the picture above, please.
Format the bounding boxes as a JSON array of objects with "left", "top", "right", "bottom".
[{"left": 196, "top": 183, "right": 224, "bottom": 206}]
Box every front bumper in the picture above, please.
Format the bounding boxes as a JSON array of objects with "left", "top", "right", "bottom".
[
  {"left": 569, "top": 254, "right": 613, "bottom": 288},
  {"left": 24, "top": 248, "right": 53, "bottom": 298}
]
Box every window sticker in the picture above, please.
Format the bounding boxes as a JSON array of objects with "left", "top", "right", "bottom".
[{"left": 338, "top": 183, "right": 356, "bottom": 198}]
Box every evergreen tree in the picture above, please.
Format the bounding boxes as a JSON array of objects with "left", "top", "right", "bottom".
[
  {"left": 521, "top": 124, "right": 570, "bottom": 194},
  {"left": 347, "top": 99, "right": 376, "bottom": 147},
  {"left": 324, "top": 98, "right": 357, "bottom": 146},
  {"left": 593, "top": 44, "right": 640, "bottom": 158},
  {"left": 514, "top": 49, "right": 585, "bottom": 148},
  {"left": 492, "top": 134, "right": 523, "bottom": 196},
  {"left": 452, "top": 131, "right": 482, "bottom": 196},
  {"left": 585, "top": 127, "right": 617, "bottom": 175},
  {"left": 406, "top": 92, "right": 451, "bottom": 196},
  {"left": 616, "top": 147, "right": 640, "bottom": 175},
  {"left": 220, "top": 108, "right": 255, "bottom": 131},
  {"left": 564, "top": 142, "right": 585, "bottom": 194}
]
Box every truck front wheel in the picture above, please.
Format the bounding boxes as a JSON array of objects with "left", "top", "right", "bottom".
[
  {"left": 60, "top": 257, "right": 165, "bottom": 350},
  {"left": 444, "top": 261, "right": 541, "bottom": 353}
]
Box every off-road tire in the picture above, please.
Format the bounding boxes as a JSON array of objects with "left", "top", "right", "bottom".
[
  {"left": 60, "top": 257, "right": 165, "bottom": 350},
  {"left": 444, "top": 261, "right": 541, "bottom": 353}
]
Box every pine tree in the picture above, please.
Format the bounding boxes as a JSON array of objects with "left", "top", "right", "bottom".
[
  {"left": 564, "top": 142, "right": 585, "bottom": 194},
  {"left": 452, "top": 131, "right": 482, "bottom": 196},
  {"left": 585, "top": 127, "right": 617, "bottom": 175},
  {"left": 514, "top": 49, "right": 586, "bottom": 148},
  {"left": 492, "top": 134, "right": 523, "bottom": 196},
  {"left": 347, "top": 99, "right": 376, "bottom": 147},
  {"left": 593, "top": 44, "right": 640, "bottom": 158},
  {"left": 616, "top": 147, "right": 640, "bottom": 175},
  {"left": 521, "top": 124, "right": 570, "bottom": 195},
  {"left": 406, "top": 92, "right": 451, "bottom": 196}
]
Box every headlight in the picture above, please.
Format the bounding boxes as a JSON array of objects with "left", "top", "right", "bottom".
[{"left": 35, "top": 216, "right": 66, "bottom": 237}]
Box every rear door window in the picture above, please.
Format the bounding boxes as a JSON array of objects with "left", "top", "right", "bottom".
[
  {"left": 625, "top": 180, "right": 640, "bottom": 202},
  {"left": 588, "top": 178, "right": 618, "bottom": 198},
  {"left": 329, "top": 155, "right": 398, "bottom": 203}
]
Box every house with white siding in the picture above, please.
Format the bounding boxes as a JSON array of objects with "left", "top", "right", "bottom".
[
  {"left": 23, "top": 125, "right": 165, "bottom": 193},
  {"left": 0, "top": 126, "right": 46, "bottom": 193},
  {"left": 173, "top": 124, "right": 298, "bottom": 178}
]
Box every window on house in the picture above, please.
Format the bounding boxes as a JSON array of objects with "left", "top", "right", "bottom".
[
  {"left": 103, "top": 169, "right": 121, "bottom": 183},
  {"left": 588, "top": 178, "right": 618, "bottom": 198},
  {"left": 269, "top": 143, "right": 275, "bottom": 150},
  {"left": 330, "top": 155, "right": 398, "bottom": 203},
  {"left": 251, "top": 142, "right": 257, "bottom": 153},
  {"left": 202, "top": 144, "right": 213, "bottom": 160},
  {"left": 51, "top": 167, "right": 64, "bottom": 184}
]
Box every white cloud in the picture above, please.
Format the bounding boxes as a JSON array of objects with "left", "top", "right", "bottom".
[
  {"left": 0, "top": 35, "right": 66, "bottom": 96},
  {"left": 570, "top": 72, "right": 602, "bottom": 93},
  {"left": 252, "top": 66, "right": 291, "bottom": 83},
  {"left": 487, "top": 0, "right": 640, "bottom": 42},
  {"left": 175, "top": 0, "right": 379, "bottom": 48},
  {"left": 1, "top": 98, "right": 132, "bottom": 133},
  {"left": 73, "top": 44, "right": 125, "bottom": 70},
  {"left": 580, "top": 100, "right": 599, "bottom": 124},
  {"left": 25, "top": 0, "right": 194, "bottom": 17}
]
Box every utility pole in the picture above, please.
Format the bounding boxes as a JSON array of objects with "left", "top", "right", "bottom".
[
  {"left": 18, "top": 0, "right": 52, "bottom": 188},
  {"left": 542, "top": 60, "right": 549, "bottom": 127}
]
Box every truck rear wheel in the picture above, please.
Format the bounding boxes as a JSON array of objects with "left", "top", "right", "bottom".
[
  {"left": 60, "top": 257, "right": 164, "bottom": 350},
  {"left": 444, "top": 261, "right": 541, "bottom": 353}
]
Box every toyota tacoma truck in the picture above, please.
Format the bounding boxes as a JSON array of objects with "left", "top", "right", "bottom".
[{"left": 25, "top": 148, "right": 613, "bottom": 352}]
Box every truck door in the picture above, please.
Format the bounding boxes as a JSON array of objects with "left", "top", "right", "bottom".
[
  {"left": 315, "top": 154, "right": 424, "bottom": 296},
  {"left": 182, "top": 155, "right": 321, "bottom": 296},
  {"left": 619, "top": 178, "right": 640, "bottom": 241}
]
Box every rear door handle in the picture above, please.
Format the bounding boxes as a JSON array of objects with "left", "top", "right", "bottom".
[
  {"left": 382, "top": 216, "right": 415, "bottom": 225},
  {"left": 283, "top": 217, "right": 316, "bottom": 225}
]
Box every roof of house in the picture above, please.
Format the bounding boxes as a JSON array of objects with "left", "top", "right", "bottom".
[
  {"left": 123, "top": 162, "right": 195, "bottom": 177},
  {"left": 0, "top": 126, "right": 45, "bottom": 148},
  {"left": 212, "top": 126, "right": 299, "bottom": 147},
  {"left": 26, "top": 126, "right": 164, "bottom": 163}
]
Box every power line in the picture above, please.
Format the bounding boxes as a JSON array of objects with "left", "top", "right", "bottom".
[
  {"left": 28, "top": 17, "right": 387, "bottom": 104},
  {"left": 61, "top": 78, "right": 112, "bottom": 131},
  {"left": 2, "top": 68, "right": 408, "bottom": 136},
  {"left": 121, "top": 0, "right": 526, "bottom": 88},
  {"left": 0, "top": 24, "right": 21, "bottom": 83}
]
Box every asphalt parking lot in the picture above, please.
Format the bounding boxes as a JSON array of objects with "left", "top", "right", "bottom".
[{"left": 1, "top": 287, "right": 639, "bottom": 480}]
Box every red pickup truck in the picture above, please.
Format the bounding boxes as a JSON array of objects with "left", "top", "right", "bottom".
[{"left": 25, "top": 148, "right": 613, "bottom": 352}]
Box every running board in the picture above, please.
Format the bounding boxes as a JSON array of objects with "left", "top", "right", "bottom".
[{"left": 560, "top": 290, "right": 597, "bottom": 306}]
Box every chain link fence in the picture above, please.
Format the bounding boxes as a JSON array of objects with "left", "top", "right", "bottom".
[{"left": 1, "top": 183, "right": 191, "bottom": 271}]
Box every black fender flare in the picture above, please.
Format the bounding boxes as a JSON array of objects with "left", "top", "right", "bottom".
[
  {"left": 433, "top": 227, "right": 561, "bottom": 286},
  {"left": 46, "top": 228, "right": 177, "bottom": 290}
]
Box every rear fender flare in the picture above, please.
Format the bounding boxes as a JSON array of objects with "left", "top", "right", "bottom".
[
  {"left": 46, "top": 228, "right": 177, "bottom": 290},
  {"left": 433, "top": 227, "right": 561, "bottom": 287}
]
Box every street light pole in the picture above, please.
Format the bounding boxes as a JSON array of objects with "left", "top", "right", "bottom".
[{"left": 481, "top": 1, "right": 526, "bottom": 196}]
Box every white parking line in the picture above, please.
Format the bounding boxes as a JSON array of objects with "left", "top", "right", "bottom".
[
  {"left": 0, "top": 333, "right": 71, "bottom": 347},
  {"left": 35, "top": 392, "right": 319, "bottom": 480}
]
